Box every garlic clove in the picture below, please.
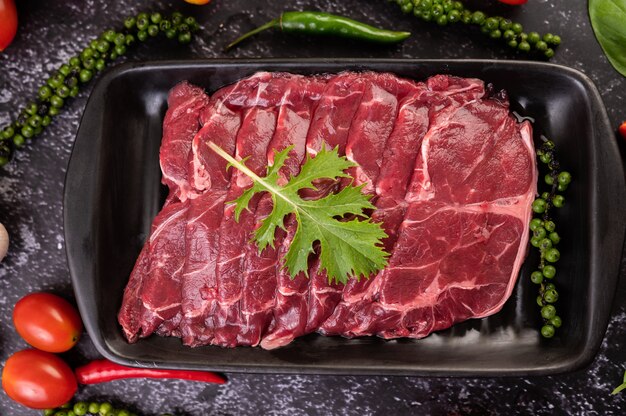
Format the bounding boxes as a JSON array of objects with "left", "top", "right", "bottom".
[{"left": 0, "top": 222, "right": 9, "bottom": 261}]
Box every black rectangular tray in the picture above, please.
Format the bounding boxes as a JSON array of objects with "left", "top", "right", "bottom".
[{"left": 64, "top": 59, "right": 625, "bottom": 376}]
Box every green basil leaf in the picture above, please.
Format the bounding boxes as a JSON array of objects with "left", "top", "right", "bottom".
[{"left": 589, "top": 0, "right": 626, "bottom": 77}]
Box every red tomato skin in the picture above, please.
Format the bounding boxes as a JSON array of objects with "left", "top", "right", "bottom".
[
  {"left": 13, "top": 292, "right": 83, "bottom": 353},
  {"left": 0, "top": 0, "right": 18, "bottom": 51},
  {"left": 1, "top": 349, "right": 77, "bottom": 409},
  {"left": 497, "top": 0, "right": 528, "bottom": 4},
  {"left": 619, "top": 121, "right": 626, "bottom": 140}
]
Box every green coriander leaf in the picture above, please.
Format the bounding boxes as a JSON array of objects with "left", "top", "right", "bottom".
[
  {"left": 232, "top": 185, "right": 256, "bottom": 222},
  {"left": 208, "top": 141, "right": 389, "bottom": 284}
]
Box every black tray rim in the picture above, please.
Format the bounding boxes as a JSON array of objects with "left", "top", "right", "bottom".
[{"left": 63, "top": 58, "right": 626, "bottom": 376}]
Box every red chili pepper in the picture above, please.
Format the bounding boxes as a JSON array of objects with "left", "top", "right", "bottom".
[
  {"left": 619, "top": 121, "right": 626, "bottom": 140},
  {"left": 74, "top": 359, "right": 226, "bottom": 385},
  {"left": 497, "top": 0, "right": 528, "bottom": 4}
]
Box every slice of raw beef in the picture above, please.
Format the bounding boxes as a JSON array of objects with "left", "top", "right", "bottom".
[
  {"left": 140, "top": 201, "right": 188, "bottom": 338},
  {"left": 344, "top": 72, "right": 417, "bottom": 192},
  {"left": 160, "top": 82, "right": 210, "bottom": 203},
  {"left": 118, "top": 83, "right": 209, "bottom": 342}
]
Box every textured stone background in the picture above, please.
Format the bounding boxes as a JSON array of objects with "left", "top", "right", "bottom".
[{"left": 1, "top": 0, "right": 625, "bottom": 415}]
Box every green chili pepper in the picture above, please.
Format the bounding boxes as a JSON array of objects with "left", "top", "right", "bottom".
[{"left": 225, "top": 11, "right": 411, "bottom": 51}]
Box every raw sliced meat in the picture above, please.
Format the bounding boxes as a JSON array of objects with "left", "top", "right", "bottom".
[
  {"left": 254, "top": 75, "right": 330, "bottom": 349},
  {"left": 354, "top": 202, "right": 527, "bottom": 339},
  {"left": 306, "top": 73, "right": 366, "bottom": 156},
  {"left": 160, "top": 82, "right": 210, "bottom": 203},
  {"left": 179, "top": 190, "right": 227, "bottom": 345},
  {"left": 179, "top": 87, "right": 246, "bottom": 346},
  {"left": 142, "top": 200, "right": 190, "bottom": 339},
  {"left": 321, "top": 84, "right": 535, "bottom": 338},
  {"left": 117, "top": 83, "right": 209, "bottom": 342},
  {"left": 242, "top": 75, "right": 327, "bottom": 347},
  {"left": 118, "top": 71, "right": 537, "bottom": 350},
  {"left": 320, "top": 76, "right": 489, "bottom": 336},
  {"left": 124, "top": 200, "right": 188, "bottom": 340},
  {"left": 191, "top": 75, "right": 264, "bottom": 193},
  {"left": 212, "top": 73, "right": 297, "bottom": 347},
  {"left": 344, "top": 72, "right": 417, "bottom": 193},
  {"left": 262, "top": 73, "right": 419, "bottom": 348},
  {"left": 306, "top": 75, "right": 422, "bottom": 338},
  {"left": 261, "top": 72, "right": 371, "bottom": 349},
  {"left": 320, "top": 81, "right": 433, "bottom": 335},
  {"left": 117, "top": 242, "right": 151, "bottom": 342}
]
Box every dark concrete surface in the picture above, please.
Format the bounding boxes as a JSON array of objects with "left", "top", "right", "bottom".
[{"left": 0, "top": 0, "right": 625, "bottom": 415}]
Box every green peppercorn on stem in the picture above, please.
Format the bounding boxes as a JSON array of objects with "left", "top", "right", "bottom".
[
  {"left": 43, "top": 400, "right": 144, "bottom": 416},
  {"left": 393, "top": 0, "right": 560, "bottom": 58},
  {"left": 0, "top": 11, "right": 200, "bottom": 167},
  {"left": 528, "top": 137, "right": 571, "bottom": 338}
]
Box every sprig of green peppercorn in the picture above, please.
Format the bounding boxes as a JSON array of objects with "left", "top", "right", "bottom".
[
  {"left": 392, "top": 0, "right": 561, "bottom": 58},
  {"left": 43, "top": 400, "right": 135, "bottom": 416},
  {"left": 0, "top": 11, "right": 200, "bottom": 167},
  {"left": 43, "top": 400, "right": 176, "bottom": 416},
  {"left": 529, "top": 137, "right": 571, "bottom": 338}
]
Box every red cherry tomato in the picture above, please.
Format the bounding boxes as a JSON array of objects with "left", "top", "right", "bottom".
[
  {"left": 497, "top": 0, "right": 528, "bottom": 4},
  {"left": 619, "top": 121, "right": 626, "bottom": 141},
  {"left": 0, "top": 0, "right": 18, "bottom": 51},
  {"left": 13, "top": 292, "right": 83, "bottom": 353},
  {"left": 1, "top": 349, "right": 77, "bottom": 409}
]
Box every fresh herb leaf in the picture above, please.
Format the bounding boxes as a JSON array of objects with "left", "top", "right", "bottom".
[
  {"left": 612, "top": 370, "right": 626, "bottom": 395},
  {"left": 208, "top": 142, "right": 389, "bottom": 284},
  {"left": 589, "top": 0, "right": 626, "bottom": 77}
]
